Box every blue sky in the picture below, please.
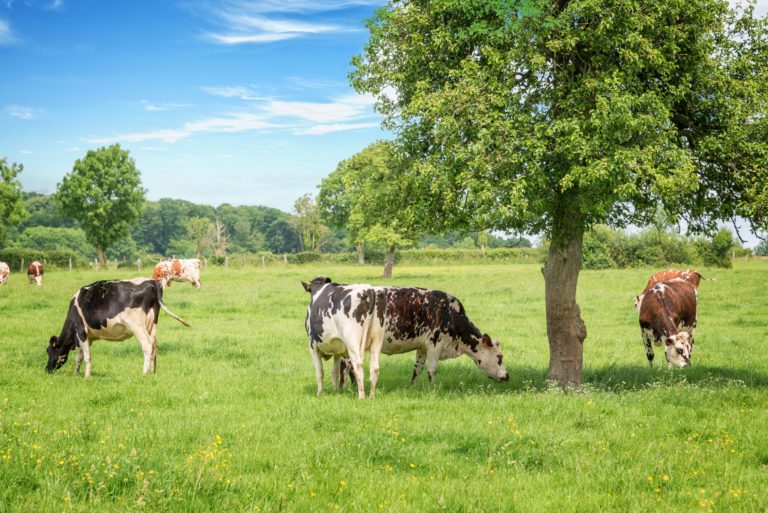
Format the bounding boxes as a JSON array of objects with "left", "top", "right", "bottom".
[{"left": 1, "top": 0, "right": 387, "bottom": 211}]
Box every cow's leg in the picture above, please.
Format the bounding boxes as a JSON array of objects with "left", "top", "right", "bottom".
[
  {"left": 425, "top": 347, "right": 441, "bottom": 383},
  {"left": 80, "top": 340, "right": 93, "bottom": 378},
  {"left": 74, "top": 346, "right": 84, "bottom": 374},
  {"left": 412, "top": 351, "right": 427, "bottom": 383},
  {"left": 332, "top": 356, "right": 342, "bottom": 393},
  {"left": 346, "top": 349, "right": 366, "bottom": 400},
  {"left": 149, "top": 322, "right": 158, "bottom": 374},
  {"left": 134, "top": 329, "right": 154, "bottom": 375},
  {"left": 641, "top": 328, "right": 654, "bottom": 368},
  {"left": 311, "top": 346, "right": 325, "bottom": 396},
  {"left": 368, "top": 350, "right": 381, "bottom": 399}
]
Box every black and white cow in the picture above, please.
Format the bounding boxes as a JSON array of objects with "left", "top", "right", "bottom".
[
  {"left": 638, "top": 279, "right": 697, "bottom": 368},
  {"left": 46, "top": 278, "right": 190, "bottom": 377},
  {"left": 302, "top": 277, "right": 509, "bottom": 399}
]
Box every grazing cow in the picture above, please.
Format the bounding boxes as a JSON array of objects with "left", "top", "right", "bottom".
[
  {"left": 46, "top": 278, "right": 191, "bottom": 377},
  {"left": 151, "top": 258, "right": 201, "bottom": 289},
  {"left": 28, "top": 261, "right": 44, "bottom": 286},
  {"left": 303, "top": 276, "right": 508, "bottom": 399},
  {"left": 635, "top": 269, "right": 702, "bottom": 310},
  {"left": 638, "top": 279, "right": 697, "bottom": 368},
  {"left": 0, "top": 262, "right": 9, "bottom": 285}
]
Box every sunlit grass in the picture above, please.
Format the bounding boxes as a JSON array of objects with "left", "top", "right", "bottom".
[{"left": 0, "top": 261, "right": 766, "bottom": 512}]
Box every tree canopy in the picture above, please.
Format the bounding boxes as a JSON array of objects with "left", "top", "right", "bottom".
[
  {"left": 0, "top": 157, "right": 29, "bottom": 246},
  {"left": 352, "top": 0, "right": 768, "bottom": 384},
  {"left": 56, "top": 144, "right": 146, "bottom": 267}
]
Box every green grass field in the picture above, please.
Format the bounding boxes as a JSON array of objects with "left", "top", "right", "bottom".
[{"left": 1, "top": 261, "right": 766, "bottom": 512}]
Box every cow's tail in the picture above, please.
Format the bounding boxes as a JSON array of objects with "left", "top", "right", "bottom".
[
  {"left": 159, "top": 301, "right": 192, "bottom": 327},
  {"left": 151, "top": 279, "right": 192, "bottom": 327}
]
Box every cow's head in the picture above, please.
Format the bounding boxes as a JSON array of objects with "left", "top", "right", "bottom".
[
  {"left": 664, "top": 332, "right": 692, "bottom": 368},
  {"left": 467, "top": 334, "right": 509, "bottom": 381},
  {"left": 46, "top": 336, "right": 74, "bottom": 372},
  {"left": 302, "top": 276, "right": 332, "bottom": 295}
]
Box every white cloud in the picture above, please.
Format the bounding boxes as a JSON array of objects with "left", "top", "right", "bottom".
[
  {"left": 197, "top": 0, "right": 373, "bottom": 45},
  {"left": 201, "top": 85, "right": 264, "bottom": 100},
  {"left": 6, "top": 105, "right": 44, "bottom": 119},
  {"left": 88, "top": 113, "right": 282, "bottom": 144},
  {"left": 295, "top": 122, "right": 380, "bottom": 135},
  {"left": 264, "top": 99, "right": 367, "bottom": 123},
  {"left": 50, "top": 0, "right": 63, "bottom": 10},
  {"left": 140, "top": 100, "right": 192, "bottom": 112},
  {"left": 0, "top": 18, "right": 16, "bottom": 45}
]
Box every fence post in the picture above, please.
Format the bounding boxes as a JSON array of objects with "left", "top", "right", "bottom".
[
  {"left": 225, "top": 256, "right": 229, "bottom": 268},
  {"left": 204, "top": 257, "right": 208, "bottom": 269},
  {"left": 283, "top": 254, "right": 288, "bottom": 264},
  {"left": 261, "top": 256, "right": 265, "bottom": 268},
  {"left": 137, "top": 258, "right": 141, "bottom": 272},
  {"left": 20, "top": 258, "right": 24, "bottom": 273},
  {"left": 69, "top": 258, "right": 72, "bottom": 272}
]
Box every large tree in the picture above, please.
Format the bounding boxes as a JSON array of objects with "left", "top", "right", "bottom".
[
  {"left": 56, "top": 145, "right": 146, "bottom": 268},
  {"left": 0, "top": 157, "right": 29, "bottom": 246},
  {"left": 352, "top": 0, "right": 768, "bottom": 385}
]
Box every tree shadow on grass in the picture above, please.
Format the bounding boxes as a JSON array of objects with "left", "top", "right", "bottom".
[{"left": 303, "top": 359, "right": 768, "bottom": 398}]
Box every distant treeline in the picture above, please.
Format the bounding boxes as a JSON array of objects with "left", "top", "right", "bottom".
[{"left": 0, "top": 193, "right": 532, "bottom": 268}]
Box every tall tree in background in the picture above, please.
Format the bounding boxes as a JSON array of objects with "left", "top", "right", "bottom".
[
  {"left": 291, "top": 194, "right": 327, "bottom": 253},
  {"left": 0, "top": 157, "right": 28, "bottom": 246},
  {"left": 352, "top": 0, "right": 768, "bottom": 385},
  {"left": 318, "top": 141, "right": 414, "bottom": 277},
  {"left": 184, "top": 217, "right": 215, "bottom": 257},
  {"left": 56, "top": 145, "right": 146, "bottom": 268}
]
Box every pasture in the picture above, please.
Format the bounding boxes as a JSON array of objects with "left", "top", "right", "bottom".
[{"left": 0, "top": 261, "right": 766, "bottom": 512}]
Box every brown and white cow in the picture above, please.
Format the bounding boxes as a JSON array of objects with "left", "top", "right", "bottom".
[
  {"left": 0, "top": 262, "right": 9, "bottom": 285},
  {"left": 638, "top": 279, "right": 697, "bottom": 368},
  {"left": 151, "top": 258, "right": 201, "bottom": 289},
  {"left": 302, "top": 277, "right": 509, "bottom": 399},
  {"left": 46, "top": 278, "right": 191, "bottom": 377},
  {"left": 27, "top": 261, "right": 43, "bottom": 285},
  {"left": 635, "top": 269, "right": 702, "bottom": 310}
]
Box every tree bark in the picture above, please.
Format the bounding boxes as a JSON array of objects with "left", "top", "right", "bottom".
[
  {"left": 356, "top": 244, "right": 365, "bottom": 265},
  {"left": 542, "top": 229, "right": 587, "bottom": 387},
  {"left": 382, "top": 248, "right": 394, "bottom": 278},
  {"left": 96, "top": 245, "right": 106, "bottom": 270}
]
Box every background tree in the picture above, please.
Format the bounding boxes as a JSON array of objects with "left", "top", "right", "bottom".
[
  {"left": 0, "top": 157, "right": 29, "bottom": 246},
  {"left": 291, "top": 194, "right": 327, "bottom": 253},
  {"left": 212, "top": 219, "right": 229, "bottom": 257},
  {"left": 184, "top": 216, "right": 215, "bottom": 257},
  {"left": 318, "top": 141, "right": 414, "bottom": 277},
  {"left": 56, "top": 144, "right": 146, "bottom": 268},
  {"left": 352, "top": 0, "right": 768, "bottom": 385},
  {"left": 756, "top": 238, "right": 768, "bottom": 257}
]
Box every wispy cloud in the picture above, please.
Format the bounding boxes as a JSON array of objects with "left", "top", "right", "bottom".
[
  {"left": 140, "top": 100, "right": 193, "bottom": 112},
  {"left": 89, "top": 90, "right": 381, "bottom": 144},
  {"left": 0, "top": 18, "right": 16, "bottom": 45},
  {"left": 49, "top": 0, "right": 63, "bottom": 10},
  {"left": 201, "top": 85, "right": 266, "bottom": 100},
  {"left": 295, "top": 122, "right": 380, "bottom": 135},
  {"left": 5, "top": 105, "right": 45, "bottom": 119},
  {"left": 195, "top": 0, "right": 376, "bottom": 45},
  {"left": 88, "top": 113, "right": 282, "bottom": 144}
]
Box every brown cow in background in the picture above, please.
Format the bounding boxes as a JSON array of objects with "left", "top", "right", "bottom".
[
  {"left": 27, "top": 261, "right": 44, "bottom": 286},
  {"left": 634, "top": 269, "right": 702, "bottom": 310}
]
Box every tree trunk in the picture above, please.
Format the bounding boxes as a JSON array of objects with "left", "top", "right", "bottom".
[
  {"left": 382, "top": 248, "right": 394, "bottom": 278},
  {"left": 542, "top": 229, "right": 587, "bottom": 387},
  {"left": 356, "top": 244, "right": 365, "bottom": 265},
  {"left": 96, "top": 245, "right": 106, "bottom": 270}
]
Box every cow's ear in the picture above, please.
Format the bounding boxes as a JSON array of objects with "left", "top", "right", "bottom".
[
  {"left": 301, "top": 281, "right": 311, "bottom": 293},
  {"left": 49, "top": 336, "right": 57, "bottom": 348},
  {"left": 664, "top": 337, "right": 674, "bottom": 346},
  {"left": 324, "top": 277, "right": 332, "bottom": 284},
  {"left": 481, "top": 334, "right": 492, "bottom": 347}
]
